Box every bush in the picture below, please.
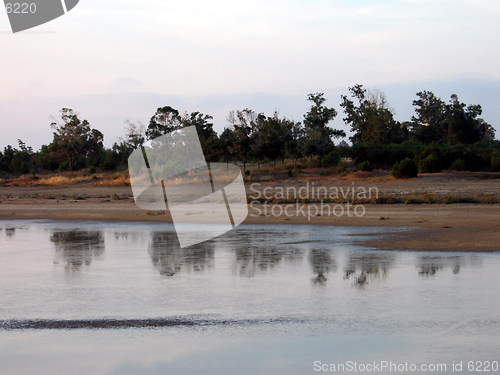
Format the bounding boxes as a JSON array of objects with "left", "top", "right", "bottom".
[
  {"left": 392, "top": 158, "right": 418, "bottom": 178},
  {"left": 321, "top": 150, "right": 341, "bottom": 167},
  {"left": 352, "top": 141, "right": 424, "bottom": 169},
  {"left": 100, "top": 150, "right": 118, "bottom": 171},
  {"left": 491, "top": 152, "right": 500, "bottom": 171},
  {"left": 418, "top": 154, "right": 441, "bottom": 173},
  {"left": 450, "top": 158, "right": 467, "bottom": 171},
  {"left": 358, "top": 161, "right": 373, "bottom": 172}
]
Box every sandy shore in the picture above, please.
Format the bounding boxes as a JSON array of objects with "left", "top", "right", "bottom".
[{"left": 1, "top": 173, "right": 499, "bottom": 252}]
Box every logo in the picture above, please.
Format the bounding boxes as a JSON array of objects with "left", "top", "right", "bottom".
[
  {"left": 4, "top": 0, "right": 79, "bottom": 33},
  {"left": 128, "top": 126, "right": 248, "bottom": 248}
]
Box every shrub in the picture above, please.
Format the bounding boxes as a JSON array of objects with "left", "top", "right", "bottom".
[
  {"left": 352, "top": 141, "right": 423, "bottom": 169},
  {"left": 392, "top": 158, "right": 418, "bottom": 178},
  {"left": 491, "top": 152, "right": 500, "bottom": 171},
  {"left": 450, "top": 158, "right": 467, "bottom": 171},
  {"left": 358, "top": 161, "right": 373, "bottom": 172},
  {"left": 100, "top": 150, "right": 117, "bottom": 171},
  {"left": 321, "top": 150, "right": 341, "bottom": 167},
  {"left": 418, "top": 154, "right": 441, "bottom": 173}
]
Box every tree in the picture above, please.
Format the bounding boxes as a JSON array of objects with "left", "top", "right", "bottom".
[
  {"left": 341, "top": 84, "right": 406, "bottom": 144},
  {"left": 49, "top": 108, "right": 104, "bottom": 171},
  {"left": 252, "top": 112, "right": 285, "bottom": 164},
  {"left": 251, "top": 112, "right": 303, "bottom": 165},
  {"left": 219, "top": 127, "right": 236, "bottom": 165},
  {"left": 111, "top": 121, "right": 146, "bottom": 167},
  {"left": 145, "top": 106, "right": 182, "bottom": 140},
  {"left": 303, "top": 93, "right": 345, "bottom": 157},
  {"left": 1, "top": 146, "right": 15, "bottom": 172},
  {"left": 411, "top": 91, "right": 495, "bottom": 144},
  {"left": 445, "top": 94, "right": 494, "bottom": 144},
  {"left": 33, "top": 144, "right": 58, "bottom": 171},
  {"left": 226, "top": 108, "right": 260, "bottom": 170},
  {"left": 17, "top": 139, "right": 33, "bottom": 154},
  {"left": 0, "top": 150, "right": 5, "bottom": 173},
  {"left": 123, "top": 120, "right": 146, "bottom": 150},
  {"left": 180, "top": 111, "right": 220, "bottom": 161},
  {"left": 282, "top": 117, "right": 304, "bottom": 165}
]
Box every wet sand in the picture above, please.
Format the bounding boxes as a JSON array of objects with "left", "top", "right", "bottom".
[{"left": 1, "top": 173, "right": 499, "bottom": 252}]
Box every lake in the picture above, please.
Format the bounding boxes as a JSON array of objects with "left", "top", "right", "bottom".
[{"left": 0, "top": 220, "right": 499, "bottom": 375}]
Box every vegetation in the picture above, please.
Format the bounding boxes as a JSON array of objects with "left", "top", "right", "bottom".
[
  {"left": 0, "top": 85, "right": 498, "bottom": 179},
  {"left": 392, "top": 158, "right": 418, "bottom": 178},
  {"left": 358, "top": 161, "right": 373, "bottom": 172}
]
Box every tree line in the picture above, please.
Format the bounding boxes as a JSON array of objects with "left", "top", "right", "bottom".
[{"left": 1, "top": 84, "right": 499, "bottom": 178}]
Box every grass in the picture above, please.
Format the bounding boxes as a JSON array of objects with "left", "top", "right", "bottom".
[
  {"left": 248, "top": 193, "right": 499, "bottom": 205},
  {"left": 33, "top": 175, "right": 90, "bottom": 186},
  {"left": 0, "top": 167, "right": 498, "bottom": 205},
  {"left": 0, "top": 171, "right": 131, "bottom": 187}
]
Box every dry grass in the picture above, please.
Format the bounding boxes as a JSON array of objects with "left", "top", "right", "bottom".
[
  {"left": 94, "top": 172, "right": 130, "bottom": 187},
  {"left": 95, "top": 176, "right": 130, "bottom": 186},
  {"left": 33, "top": 175, "right": 91, "bottom": 186}
]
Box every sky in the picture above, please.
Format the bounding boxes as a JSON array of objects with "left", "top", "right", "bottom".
[{"left": 1, "top": 0, "right": 499, "bottom": 149}]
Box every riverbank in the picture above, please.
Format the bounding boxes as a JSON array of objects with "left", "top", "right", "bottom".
[{"left": 1, "top": 171, "right": 499, "bottom": 252}]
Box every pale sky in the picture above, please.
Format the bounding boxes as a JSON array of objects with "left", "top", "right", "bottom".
[{"left": 1, "top": 0, "right": 499, "bottom": 149}]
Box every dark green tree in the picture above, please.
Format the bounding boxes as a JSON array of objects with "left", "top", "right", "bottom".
[
  {"left": 226, "top": 108, "right": 260, "bottom": 170},
  {"left": 49, "top": 108, "right": 104, "bottom": 171},
  {"left": 303, "top": 93, "right": 344, "bottom": 157},
  {"left": 219, "top": 127, "right": 236, "bottom": 165},
  {"left": 252, "top": 112, "right": 285, "bottom": 164},
  {"left": 341, "top": 84, "right": 406, "bottom": 144},
  {"left": 180, "top": 111, "right": 220, "bottom": 161},
  {"left": 411, "top": 92, "right": 495, "bottom": 144},
  {"left": 445, "top": 94, "right": 494, "bottom": 144},
  {"left": 145, "top": 106, "right": 182, "bottom": 140}
]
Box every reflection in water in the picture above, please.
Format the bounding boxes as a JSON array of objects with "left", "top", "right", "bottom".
[
  {"left": 309, "top": 249, "right": 336, "bottom": 286},
  {"left": 113, "top": 231, "right": 145, "bottom": 243},
  {"left": 0, "top": 227, "right": 17, "bottom": 237},
  {"left": 418, "top": 255, "right": 463, "bottom": 276},
  {"left": 1, "top": 222, "right": 499, "bottom": 375},
  {"left": 229, "top": 230, "right": 304, "bottom": 277},
  {"left": 50, "top": 231, "right": 105, "bottom": 271},
  {"left": 148, "top": 232, "right": 214, "bottom": 276},
  {"left": 344, "top": 252, "right": 395, "bottom": 287}
]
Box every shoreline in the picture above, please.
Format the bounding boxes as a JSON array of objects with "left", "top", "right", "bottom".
[
  {"left": 1, "top": 198, "right": 499, "bottom": 252},
  {"left": 1, "top": 172, "right": 499, "bottom": 253}
]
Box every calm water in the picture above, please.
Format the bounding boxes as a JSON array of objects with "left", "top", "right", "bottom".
[{"left": 0, "top": 220, "right": 499, "bottom": 375}]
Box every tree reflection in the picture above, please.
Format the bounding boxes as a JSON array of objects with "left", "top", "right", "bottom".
[
  {"left": 51, "top": 230, "right": 105, "bottom": 271},
  {"left": 417, "top": 255, "right": 462, "bottom": 276},
  {"left": 113, "top": 231, "right": 145, "bottom": 243},
  {"left": 229, "top": 231, "right": 304, "bottom": 277},
  {"left": 344, "top": 252, "right": 395, "bottom": 287},
  {"left": 148, "top": 232, "right": 214, "bottom": 277},
  {"left": 309, "top": 249, "right": 336, "bottom": 286}
]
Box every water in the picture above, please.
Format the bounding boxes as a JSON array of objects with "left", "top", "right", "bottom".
[{"left": 0, "top": 220, "right": 499, "bottom": 375}]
